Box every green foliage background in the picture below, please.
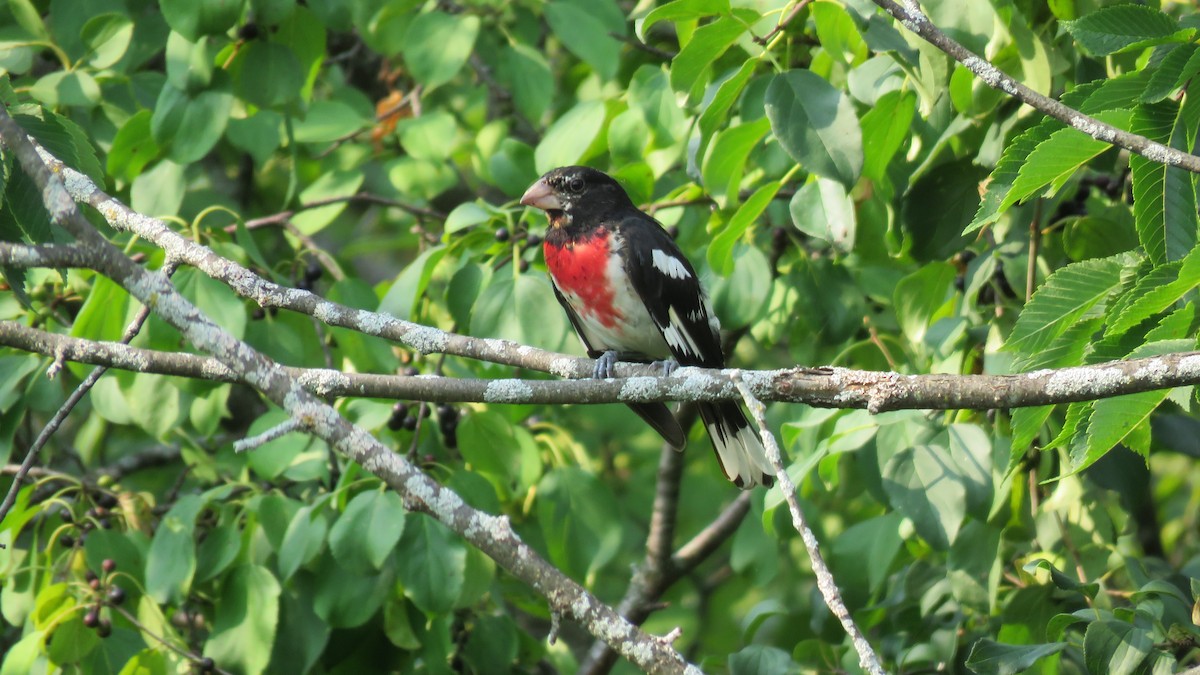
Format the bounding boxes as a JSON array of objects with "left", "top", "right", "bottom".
[{"left": 2, "top": 0, "right": 1200, "bottom": 673}]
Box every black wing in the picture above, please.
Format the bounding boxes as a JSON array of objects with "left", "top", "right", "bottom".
[{"left": 618, "top": 213, "right": 725, "bottom": 368}]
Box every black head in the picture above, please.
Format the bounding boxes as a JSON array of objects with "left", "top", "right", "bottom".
[{"left": 520, "top": 166, "right": 634, "bottom": 230}]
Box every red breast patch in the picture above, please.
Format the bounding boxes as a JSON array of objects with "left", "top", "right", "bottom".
[{"left": 544, "top": 231, "right": 621, "bottom": 328}]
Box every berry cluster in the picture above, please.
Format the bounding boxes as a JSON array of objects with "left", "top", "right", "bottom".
[{"left": 80, "top": 559, "right": 122, "bottom": 638}]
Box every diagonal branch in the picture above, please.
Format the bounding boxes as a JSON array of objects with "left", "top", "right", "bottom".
[{"left": 871, "top": 0, "right": 1200, "bottom": 173}]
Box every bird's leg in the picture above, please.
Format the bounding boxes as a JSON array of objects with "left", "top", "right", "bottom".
[{"left": 593, "top": 350, "right": 619, "bottom": 379}]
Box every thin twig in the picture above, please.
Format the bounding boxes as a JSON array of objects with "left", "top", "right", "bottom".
[
  {"left": 872, "top": 0, "right": 1200, "bottom": 173},
  {"left": 1026, "top": 199, "right": 1042, "bottom": 303},
  {"left": 731, "top": 372, "right": 886, "bottom": 675},
  {"left": 0, "top": 261, "right": 176, "bottom": 530},
  {"left": 237, "top": 193, "right": 445, "bottom": 229},
  {"left": 754, "top": 0, "right": 815, "bottom": 46},
  {"left": 610, "top": 31, "right": 677, "bottom": 60},
  {"left": 110, "top": 604, "right": 234, "bottom": 675},
  {"left": 234, "top": 419, "right": 303, "bottom": 453}
]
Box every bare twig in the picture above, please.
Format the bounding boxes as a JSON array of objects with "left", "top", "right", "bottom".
[
  {"left": 731, "top": 372, "right": 885, "bottom": 675},
  {"left": 234, "top": 419, "right": 303, "bottom": 453},
  {"left": 0, "top": 261, "right": 176, "bottom": 529},
  {"left": 872, "top": 0, "right": 1200, "bottom": 173},
  {"left": 754, "top": 0, "right": 815, "bottom": 46}
]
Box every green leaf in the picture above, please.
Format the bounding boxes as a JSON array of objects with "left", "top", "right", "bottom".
[
  {"left": 860, "top": 89, "right": 916, "bottom": 184},
  {"left": 1140, "top": 44, "right": 1199, "bottom": 103},
  {"left": 175, "top": 268, "right": 248, "bottom": 340},
  {"left": 497, "top": 43, "right": 553, "bottom": 123},
  {"left": 788, "top": 177, "right": 856, "bottom": 252},
  {"left": 629, "top": 65, "right": 684, "bottom": 145},
  {"left": 151, "top": 81, "right": 235, "bottom": 163},
  {"left": 701, "top": 117, "right": 771, "bottom": 206},
  {"left": 709, "top": 180, "right": 780, "bottom": 275},
  {"left": 130, "top": 160, "right": 186, "bottom": 218},
  {"left": 669, "top": 9, "right": 758, "bottom": 95},
  {"left": 1064, "top": 5, "right": 1189, "bottom": 57},
  {"left": 966, "top": 639, "right": 1068, "bottom": 675},
  {"left": 728, "top": 645, "right": 796, "bottom": 675},
  {"left": 537, "top": 468, "right": 623, "bottom": 579},
  {"left": 402, "top": 11, "right": 480, "bottom": 90},
  {"left": 1106, "top": 244, "right": 1200, "bottom": 337},
  {"left": 329, "top": 490, "right": 406, "bottom": 573},
  {"left": 230, "top": 41, "right": 304, "bottom": 109},
  {"left": 160, "top": 0, "right": 248, "bottom": 42},
  {"left": 1004, "top": 109, "right": 1131, "bottom": 210},
  {"left": 396, "top": 514, "right": 467, "bottom": 614},
  {"left": 534, "top": 99, "right": 607, "bottom": 175},
  {"left": 292, "top": 100, "right": 365, "bottom": 143},
  {"left": 397, "top": 111, "right": 457, "bottom": 161},
  {"left": 378, "top": 246, "right": 448, "bottom": 321},
  {"left": 640, "top": 0, "right": 729, "bottom": 39},
  {"left": 969, "top": 124, "right": 1055, "bottom": 233},
  {"left": 291, "top": 168, "right": 364, "bottom": 234},
  {"left": 1130, "top": 99, "right": 1199, "bottom": 265},
  {"left": 1061, "top": 216, "right": 1139, "bottom": 261},
  {"left": 204, "top": 565, "right": 281, "bottom": 675},
  {"left": 145, "top": 494, "right": 204, "bottom": 604},
  {"left": 711, "top": 245, "right": 772, "bottom": 329},
  {"left": 1005, "top": 254, "right": 1127, "bottom": 355},
  {"left": 894, "top": 262, "right": 955, "bottom": 344},
  {"left": 697, "top": 59, "right": 758, "bottom": 160},
  {"left": 107, "top": 110, "right": 161, "bottom": 183},
  {"left": 81, "top": 13, "right": 134, "bottom": 69},
  {"left": 28, "top": 70, "right": 101, "bottom": 108},
  {"left": 1083, "top": 620, "right": 1153, "bottom": 675},
  {"left": 545, "top": 0, "right": 626, "bottom": 81},
  {"left": 277, "top": 506, "right": 328, "bottom": 581},
  {"left": 457, "top": 411, "right": 542, "bottom": 499},
  {"left": 469, "top": 273, "right": 570, "bottom": 352},
  {"left": 903, "top": 160, "right": 987, "bottom": 261},
  {"left": 116, "top": 649, "right": 168, "bottom": 675},
  {"left": 765, "top": 70, "right": 863, "bottom": 190},
  {"left": 882, "top": 443, "right": 967, "bottom": 550}
]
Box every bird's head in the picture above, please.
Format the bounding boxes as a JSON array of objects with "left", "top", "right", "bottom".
[{"left": 520, "top": 166, "right": 632, "bottom": 230}]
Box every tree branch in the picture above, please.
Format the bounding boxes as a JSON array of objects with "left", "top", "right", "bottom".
[
  {"left": 4, "top": 319, "right": 1200, "bottom": 412},
  {"left": 0, "top": 106, "right": 699, "bottom": 675},
  {"left": 871, "top": 0, "right": 1200, "bottom": 173}
]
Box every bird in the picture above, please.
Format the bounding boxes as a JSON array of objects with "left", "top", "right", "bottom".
[{"left": 520, "top": 166, "right": 775, "bottom": 489}]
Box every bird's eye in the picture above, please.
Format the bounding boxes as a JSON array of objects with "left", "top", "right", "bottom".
[{"left": 567, "top": 177, "right": 585, "bottom": 193}]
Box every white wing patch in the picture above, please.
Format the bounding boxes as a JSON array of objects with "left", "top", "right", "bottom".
[
  {"left": 652, "top": 249, "right": 691, "bottom": 280},
  {"left": 661, "top": 307, "right": 704, "bottom": 358}
]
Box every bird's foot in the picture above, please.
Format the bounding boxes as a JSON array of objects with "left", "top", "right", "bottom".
[
  {"left": 654, "top": 359, "right": 679, "bottom": 377},
  {"left": 593, "top": 350, "right": 619, "bottom": 379}
]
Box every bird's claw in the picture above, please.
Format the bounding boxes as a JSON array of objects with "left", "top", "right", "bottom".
[
  {"left": 593, "top": 350, "right": 618, "bottom": 379},
  {"left": 655, "top": 359, "right": 679, "bottom": 377}
]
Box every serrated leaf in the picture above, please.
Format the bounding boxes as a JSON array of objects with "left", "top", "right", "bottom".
[
  {"left": 1141, "top": 44, "right": 1199, "bottom": 103},
  {"left": 1106, "top": 243, "right": 1200, "bottom": 337},
  {"left": 1073, "top": 340, "right": 1192, "bottom": 473},
  {"left": 1005, "top": 255, "right": 1126, "bottom": 355},
  {"left": 765, "top": 70, "right": 863, "bottom": 190},
  {"left": 1064, "top": 5, "right": 1189, "bottom": 56},
  {"left": 1130, "top": 99, "right": 1199, "bottom": 265},
  {"left": 1004, "top": 109, "right": 1131, "bottom": 210}
]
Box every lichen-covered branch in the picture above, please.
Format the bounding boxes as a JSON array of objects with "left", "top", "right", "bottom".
[
  {"left": 0, "top": 107, "right": 699, "bottom": 675},
  {"left": 4, "top": 319, "right": 1200, "bottom": 412}
]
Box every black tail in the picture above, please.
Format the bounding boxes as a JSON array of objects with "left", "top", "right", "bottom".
[
  {"left": 697, "top": 402, "right": 775, "bottom": 489},
  {"left": 627, "top": 402, "right": 686, "bottom": 449}
]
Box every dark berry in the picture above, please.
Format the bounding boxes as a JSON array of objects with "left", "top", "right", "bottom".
[
  {"left": 666, "top": 225, "right": 679, "bottom": 239},
  {"left": 423, "top": 454, "right": 436, "bottom": 464},
  {"left": 90, "top": 506, "right": 107, "bottom": 518},
  {"left": 85, "top": 570, "right": 98, "bottom": 583},
  {"left": 518, "top": 259, "right": 530, "bottom": 273},
  {"left": 305, "top": 259, "right": 322, "bottom": 282},
  {"left": 296, "top": 276, "right": 312, "bottom": 291},
  {"left": 393, "top": 402, "right": 409, "bottom": 417},
  {"left": 102, "top": 559, "right": 116, "bottom": 573},
  {"left": 107, "top": 586, "right": 126, "bottom": 606},
  {"left": 525, "top": 232, "right": 541, "bottom": 247},
  {"left": 98, "top": 518, "right": 112, "bottom": 530},
  {"left": 416, "top": 403, "right": 430, "bottom": 419},
  {"left": 96, "top": 617, "right": 112, "bottom": 638},
  {"left": 252, "top": 307, "right": 266, "bottom": 320},
  {"left": 60, "top": 535, "right": 74, "bottom": 548},
  {"left": 443, "top": 428, "right": 457, "bottom": 449},
  {"left": 404, "top": 366, "right": 419, "bottom": 377},
  {"left": 239, "top": 23, "right": 259, "bottom": 41},
  {"left": 83, "top": 609, "right": 100, "bottom": 628},
  {"left": 495, "top": 227, "right": 510, "bottom": 242},
  {"left": 437, "top": 404, "right": 457, "bottom": 422},
  {"left": 89, "top": 578, "right": 101, "bottom": 591},
  {"left": 387, "top": 415, "right": 405, "bottom": 432},
  {"left": 402, "top": 416, "right": 418, "bottom": 431},
  {"left": 97, "top": 493, "right": 118, "bottom": 509},
  {"left": 200, "top": 657, "right": 216, "bottom": 673}
]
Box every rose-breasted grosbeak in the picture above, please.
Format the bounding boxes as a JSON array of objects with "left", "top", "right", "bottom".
[{"left": 520, "top": 166, "right": 775, "bottom": 489}]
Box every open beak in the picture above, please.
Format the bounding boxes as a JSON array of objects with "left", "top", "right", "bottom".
[{"left": 520, "top": 179, "right": 562, "bottom": 211}]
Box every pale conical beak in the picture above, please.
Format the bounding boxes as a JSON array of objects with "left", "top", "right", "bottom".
[{"left": 520, "top": 179, "right": 562, "bottom": 211}]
